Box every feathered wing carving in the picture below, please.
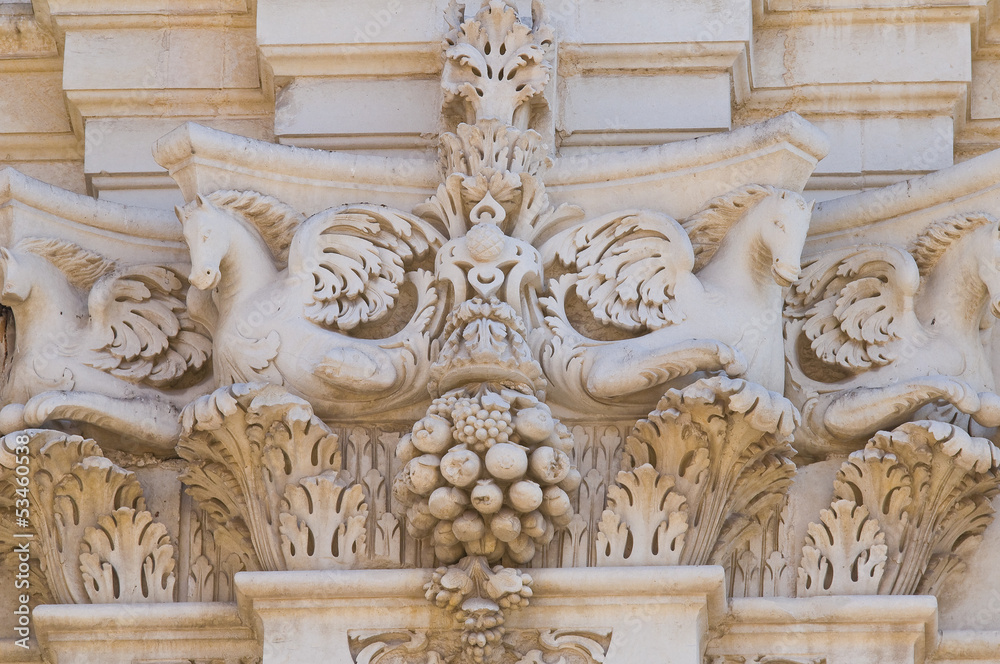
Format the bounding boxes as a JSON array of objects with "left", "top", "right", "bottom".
[
  {"left": 287, "top": 205, "right": 446, "bottom": 331},
  {"left": 549, "top": 210, "right": 697, "bottom": 331},
  {"left": 87, "top": 265, "right": 212, "bottom": 387},
  {"left": 786, "top": 244, "right": 922, "bottom": 372}
]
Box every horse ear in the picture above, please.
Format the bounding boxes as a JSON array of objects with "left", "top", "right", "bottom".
[
  {"left": 808, "top": 200, "right": 816, "bottom": 214},
  {"left": 195, "top": 194, "right": 208, "bottom": 207},
  {"left": 174, "top": 205, "right": 185, "bottom": 220},
  {"left": 0, "top": 247, "right": 11, "bottom": 263}
]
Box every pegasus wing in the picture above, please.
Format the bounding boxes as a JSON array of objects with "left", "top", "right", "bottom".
[
  {"left": 548, "top": 209, "right": 696, "bottom": 331},
  {"left": 287, "top": 204, "right": 447, "bottom": 331},
  {"left": 786, "top": 244, "right": 921, "bottom": 371},
  {"left": 88, "top": 265, "right": 212, "bottom": 387}
]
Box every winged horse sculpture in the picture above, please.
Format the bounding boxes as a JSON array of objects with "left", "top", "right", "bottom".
[
  {"left": 0, "top": 237, "right": 211, "bottom": 452},
  {"left": 176, "top": 190, "right": 447, "bottom": 418},
  {"left": 785, "top": 212, "right": 1000, "bottom": 457},
  {"left": 538, "top": 185, "right": 812, "bottom": 410}
]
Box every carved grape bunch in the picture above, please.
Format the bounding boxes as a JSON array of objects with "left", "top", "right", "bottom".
[{"left": 393, "top": 386, "right": 580, "bottom": 565}]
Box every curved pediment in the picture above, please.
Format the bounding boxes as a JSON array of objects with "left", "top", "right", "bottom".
[{"left": 153, "top": 112, "right": 829, "bottom": 220}]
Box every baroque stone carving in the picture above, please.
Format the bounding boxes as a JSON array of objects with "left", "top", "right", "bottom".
[
  {"left": 797, "top": 420, "right": 1000, "bottom": 597},
  {"left": 177, "top": 194, "right": 442, "bottom": 418},
  {"left": 442, "top": 0, "right": 554, "bottom": 129},
  {"left": 393, "top": 388, "right": 579, "bottom": 566},
  {"left": 348, "top": 626, "right": 610, "bottom": 664},
  {"left": 785, "top": 213, "right": 1000, "bottom": 457},
  {"left": 540, "top": 187, "right": 812, "bottom": 412},
  {"left": 177, "top": 382, "right": 369, "bottom": 571},
  {"left": 162, "top": 0, "right": 818, "bottom": 629},
  {"left": 0, "top": 430, "right": 177, "bottom": 603},
  {"left": 595, "top": 377, "right": 798, "bottom": 570},
  {"left": 0, "top": 239, "right": 211, "bottom": 452}
]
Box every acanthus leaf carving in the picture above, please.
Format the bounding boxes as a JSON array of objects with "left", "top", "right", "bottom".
[
  {"left": 279, "top": 471, "right": 368, "bottom": 570},
  {"left": 595, "top": 465, "right": 687, "bottom": 566},
  {"left": 79, "top": 506, "right": 177, "bottom": 603},
  {"left": 178, "top": 382, "right": 371, "bottom": 571},
  {"left": 797, "top": 420, "right": 1000, "bottom": 596},
  {"left": 598, "top": 377, "right": 798, "bottom": 569},
  {"left": 0, "top": 430, "right": 177, "bottom": 604},
  {"left": 796, "top": 500, "right": 887, "bottom": 596}
]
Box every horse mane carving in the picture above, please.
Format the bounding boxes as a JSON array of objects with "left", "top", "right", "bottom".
[
  {"left": 682, "top": 184, "right": 777, "bottom": 271},
  {"left": 201, "top": 190, "right": 305, "bottom": 268},
  {"left": 15, "top": 237, "right": 115, "bottom": 289},
  {"left": 910, "top": 212, "right": 995, "bottom": 276}
]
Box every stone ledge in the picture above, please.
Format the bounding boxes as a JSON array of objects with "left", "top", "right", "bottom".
[
  {"left": 235, "top": 566, "right": 729, "bottom": 664},
  {"left": 934, "top": 631, "right": 1000, "bottom": 663},
  {"left": 709, "top": 595, "right": 939, "bottom": 664},
  {"left": 32, "top": 603, "right": 258, "bottom": 664}
]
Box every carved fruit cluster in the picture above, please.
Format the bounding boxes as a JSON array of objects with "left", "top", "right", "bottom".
[{"left": 394, "top": 387, "right": 581, "bottom": 564}]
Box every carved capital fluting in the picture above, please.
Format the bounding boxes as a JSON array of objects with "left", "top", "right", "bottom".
[
  {"left": 797, "top": 420, "right": 1000, "bottom": 597},
  {"left": 177, "top": 383, "right": 369, "bottom": 571},
  {"left": 0, "top": 430, "right": 177, "bottom": 604}
]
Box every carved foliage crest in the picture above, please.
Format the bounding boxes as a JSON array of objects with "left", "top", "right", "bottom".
[
  {"left": 597, "top": 377, "right": 798, "bottom": 567},
  {"left": 797, "top": 420, "right": 1000, "bottom": 596},
  {"left": 178, "top": 383, "right": 369, "bottom": 571}
]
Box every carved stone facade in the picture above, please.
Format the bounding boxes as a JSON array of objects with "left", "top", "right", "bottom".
[{"left": 3, "top": 1, "right": 1000, "bottom": 663}]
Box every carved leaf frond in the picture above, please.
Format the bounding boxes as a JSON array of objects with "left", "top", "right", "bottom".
[
  {"left": 797, "top": 500, "right": 886, "bottom": 596},
  {"left": 821, "top": 421, "right": 1000, "bottom": 596},
  {"left": 596, "top": 465, "right": 687, "bottom": 566},
  {"left": 279, "top": 471, "right": 369, "bottom": 570},
  {"left": 622, "top": 377, "right": 798, "bottom": 566},
  {"left": 179, "top": 383, "right": 353, "bottom": 572},
  {"left": 79, "top": 507, "right": 177, "bottom": 603}
]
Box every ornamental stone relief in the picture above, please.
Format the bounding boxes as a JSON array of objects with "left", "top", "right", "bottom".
[{"left": 2, "top": 1, "right": 1000, "bottom": 663}]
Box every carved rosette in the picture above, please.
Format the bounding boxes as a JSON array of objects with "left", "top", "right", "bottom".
[
  {"left": 797, "top": 420, "right": 1000, "bottom": 597},
  {"left": 596, "top": 377, "right": 799, "bottom": 569},
  {"left": 0, "top": 430, "right": 177, "bottom": 604},
  {"left": 177, "top": 382, "right": 368, "bottom": 571}
]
